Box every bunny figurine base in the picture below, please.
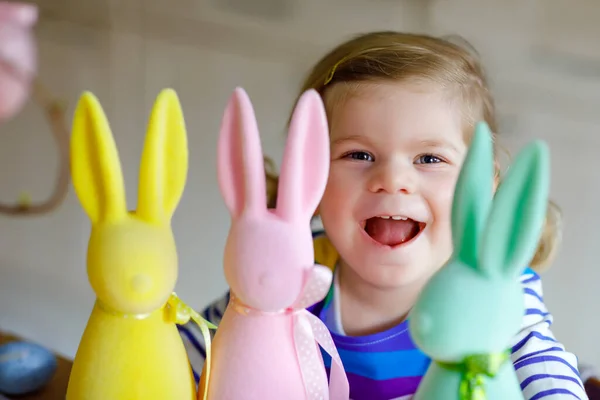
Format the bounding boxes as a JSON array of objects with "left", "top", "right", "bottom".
[
  {"left": 409, "top": 122, "right": 550, "bottom": 400},
  {"left": 65, "top": 89, "right": 196, "bottom": 400},
  {"left": 201, "top": 88, "right": 349, "bottom": 400}
]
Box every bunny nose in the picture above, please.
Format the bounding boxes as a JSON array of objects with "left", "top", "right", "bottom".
[
  {"left": 131, "top": 274, "right": 152, "bottom": 294},
  {"left": 258, "top": 272, "right": 274, "bottom": 288}
]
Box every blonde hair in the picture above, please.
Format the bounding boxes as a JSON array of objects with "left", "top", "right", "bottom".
[{"left": 267, "top": 31, "right": 561, "bottom": 271}]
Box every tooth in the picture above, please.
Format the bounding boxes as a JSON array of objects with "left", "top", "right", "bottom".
[
  {"left": 380, "top": 216, "right": 390, "bottom": 219},
  {"left": 392, "top": 216, "right": 402, "bottom": 220}
]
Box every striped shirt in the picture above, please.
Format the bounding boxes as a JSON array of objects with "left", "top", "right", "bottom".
[{"left": 179, "top": 221, "right": 587, "bottom": 399}]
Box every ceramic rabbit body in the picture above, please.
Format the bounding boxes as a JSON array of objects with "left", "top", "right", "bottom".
[
  {"left": 66, "top": 89, "right": 196, "bottom": 400},
  {"left": 202, "top": 88, "right": 349, "bottom": 400},
  {"left": 409, "top": 123, "right": 550, "bottom": 400}
]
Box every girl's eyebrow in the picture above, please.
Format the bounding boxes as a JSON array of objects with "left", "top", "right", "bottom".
[
  {"left": 418, "top": 139, "right": 462, "bottom": 154},
  {"left": 331, "top": 135, "right": 371, "bottom": 146},
  {"left": 331, "top": 135, "right": 463, "bottom": 154}
]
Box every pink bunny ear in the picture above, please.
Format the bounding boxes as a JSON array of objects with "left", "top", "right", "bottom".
[
  {"left": 276, "top": 89, "right": 329, "bottom": 221},
  {"left": 217, "top": 87, "right": 267, "bottom": 218}
]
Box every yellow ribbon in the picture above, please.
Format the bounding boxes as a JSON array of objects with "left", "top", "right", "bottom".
[
  {"left": 96, "top": 293, "right": 217, "bottom": 398},
  {"left": 168, "top": 292, "right": 217, "bottom": 400},
  {"left": 439, "top": 349, "right": 511, "bottom": 400}
]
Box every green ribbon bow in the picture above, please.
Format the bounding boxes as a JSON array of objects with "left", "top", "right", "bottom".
[{"left": 439, "top": 349, "right": 512, "bottom": 400}]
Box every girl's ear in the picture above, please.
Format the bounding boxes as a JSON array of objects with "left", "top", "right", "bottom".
[
  {"left": 71, "top": 92, "right": 127, "bottom": 224},
  {"left": 480, "top": 140, "right": 550, "bottom": 279},
  {"left": 450, "top": 122, "right": 494, "bottom": 268},
  {"left": 217, "top": 87, "right": 267, "bottom": 219},
  {"left": 276, "top": 89, "right": 330, "bottom": 221},
  {"left": 136, "top": 89, "right": 188, "bottom": 223}
]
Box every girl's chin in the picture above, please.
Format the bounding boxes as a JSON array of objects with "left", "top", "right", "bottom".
[
  {"left": 339, "top": 252, "right": 431, "bottom": 291},
  {"left": 352, "top": 268, "right": 426, "bottom": 291}
]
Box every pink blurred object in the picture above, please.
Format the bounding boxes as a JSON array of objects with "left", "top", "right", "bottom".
[
  {"left": 0, "top": 1, "right": 38, "bottom": 120},
  {"left": 0, "top": 2, "right": 70, "bottom": 218}
]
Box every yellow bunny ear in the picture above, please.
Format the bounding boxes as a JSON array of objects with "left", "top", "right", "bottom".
[
  {"left": 71, "top": 91, "right": 127, "bottom": 224},
  {"left": 136, "top": 89, "right": 188, "bottom": 223}
]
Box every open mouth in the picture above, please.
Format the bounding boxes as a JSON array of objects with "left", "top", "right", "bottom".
[{"left": 362, "top": 215, "right": 426, "bottom": 248}]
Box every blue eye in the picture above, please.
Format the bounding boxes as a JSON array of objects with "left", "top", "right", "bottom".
[
  {"left": 416, "top": 154, "right": 443, "bottom": 164},
  {"left": 344, "top": 151, "right": 374, "bottom": 162}
]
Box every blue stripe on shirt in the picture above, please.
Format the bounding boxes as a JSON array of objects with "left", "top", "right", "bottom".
[
  {"left": 512, "top": 331, "right": 558, "bottom": 353},
  {"left": 178, "top": 324, "right": 206, "bottom": 359},
  {"left": 530, "top": 388, "right": 581, "bottom": 400},
  {"left": 514, "top": 347, "right": 565, "bottom": 363},
  {"left": 324, "top": 348, "right": 430, "bottom": 380},
  {"left": 514, "top": 355, "right": 580, "bottom": 377},
  {"left": 521, "top": 373, "right": 582, "bottom": 390}
]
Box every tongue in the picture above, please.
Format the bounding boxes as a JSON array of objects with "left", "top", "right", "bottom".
[{"left": 365, "top": 218, "right": 419, "bottom": 246}]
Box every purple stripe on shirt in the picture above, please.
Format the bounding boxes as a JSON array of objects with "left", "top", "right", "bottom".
[{"left": 330, "top": 369, "right": 421, "bottom": 399}]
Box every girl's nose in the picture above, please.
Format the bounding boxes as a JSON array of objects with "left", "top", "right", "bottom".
[{"left": 368, "top": 160, "right": 417, "bottom": 194}]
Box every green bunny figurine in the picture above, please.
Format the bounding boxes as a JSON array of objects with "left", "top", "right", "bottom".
[{"left": 409, "top": 122, "right": 550, "bottom": 400}]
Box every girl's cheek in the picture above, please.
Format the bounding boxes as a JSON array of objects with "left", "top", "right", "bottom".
[
  {"left": 328, "top": 165, "right": 362, "bottom": 188},
  {"left": 425, "top": 172, "right": 458, "bottom": 196},
  {"left": 322, "top": 168, "right": 354, "bottom": 205}
]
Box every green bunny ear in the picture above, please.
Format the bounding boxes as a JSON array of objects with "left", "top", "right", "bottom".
[
  {"left": 480, "top": 140, "right": 550, "bottom": 279},
  {"left": 451, "top": 122, "right": 495, "bottom": 267}
]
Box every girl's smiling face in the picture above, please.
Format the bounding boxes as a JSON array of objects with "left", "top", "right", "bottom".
[{"left": 319, "top": 81, "right": 468, "bottom": 289}]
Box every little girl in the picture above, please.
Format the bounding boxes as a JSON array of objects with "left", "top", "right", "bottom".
[{"left": 180, "top": 31, "right": 586, "bottom": 399}]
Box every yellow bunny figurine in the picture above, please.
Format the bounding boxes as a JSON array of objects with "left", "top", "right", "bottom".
[{"left": 66, "top": 89, "right": 203, "bottom": 400}]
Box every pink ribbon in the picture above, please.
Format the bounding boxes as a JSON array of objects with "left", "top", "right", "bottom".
[
  {"left": 230, "top": 265, "right": 350, "bottom": 400},
  {"left": 293, "top": 309, "right": 349, "bottom": 400}
]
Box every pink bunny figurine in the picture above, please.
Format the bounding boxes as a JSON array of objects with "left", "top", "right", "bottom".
[
  {"left": 201, "top": 88, "right": 349, "bottom": 400},
  {"left": 0, "top": 1, "right": 37, "bottom": 120}
]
